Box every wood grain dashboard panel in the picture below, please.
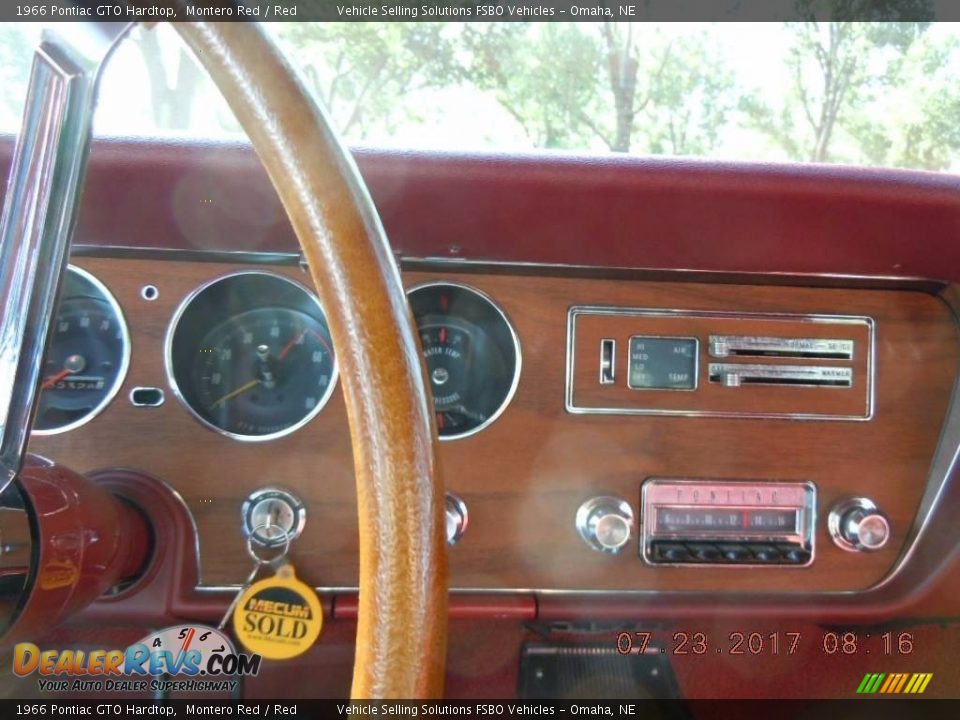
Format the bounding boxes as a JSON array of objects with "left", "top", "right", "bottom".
[{"left": 28, "top": 256, "right": 960, "bottom": 594}]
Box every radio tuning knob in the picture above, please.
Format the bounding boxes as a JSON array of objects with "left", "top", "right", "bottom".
[
  {"left": 445, "top": 492, "right": 469, "bottom": 546},
  {"left": 576, "top": 496, "right": 635, "bottom": 554},
  {"left": 829, "top": 498, "right": 891, "bottom": 552}
]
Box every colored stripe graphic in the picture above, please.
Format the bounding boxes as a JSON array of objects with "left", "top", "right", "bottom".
[
  {"left": 879, "top": 674, "right": 897, "bottom": 693},
  {"left": 857, "top": 673, "right": 885, "bottom": 693},
  {"left": 856, "top": 672, "right": 932, "bottom": 694},
  {"left": 893, "top": 674, "right": 910, "bottom": 693}
]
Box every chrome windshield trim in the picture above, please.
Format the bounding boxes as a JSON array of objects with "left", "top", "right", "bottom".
[{"left": 0, "top": 24, "right": 131, "bottom": 494}]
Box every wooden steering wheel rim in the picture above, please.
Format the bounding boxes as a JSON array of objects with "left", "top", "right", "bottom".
[{"left": 169, "top": 21, "right": 448, "bottom": 698}]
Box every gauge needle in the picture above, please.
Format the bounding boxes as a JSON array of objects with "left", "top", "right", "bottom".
[
  {"left": 278, "top": 329, "right": 306, "bottom": 360},
  {"left": 42, "top": 369, "right": 73, "bottom": 389},
  {"left": 211, "top": 378, "right": 260, "bottom": 408}
]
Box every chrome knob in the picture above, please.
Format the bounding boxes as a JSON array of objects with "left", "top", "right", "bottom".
[
  {"left": 576, "top": 496, "right": 634, "bottom": 553},
  {"left": 445, "top": 492, "right": 468, "bottom": 546},
  {"left": 829, "top": 498, "right": 890, "bottom": 552}
]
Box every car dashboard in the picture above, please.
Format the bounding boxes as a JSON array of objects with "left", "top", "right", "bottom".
[{"left": 19, "top": 138, "right": 960, "bottom": 621}]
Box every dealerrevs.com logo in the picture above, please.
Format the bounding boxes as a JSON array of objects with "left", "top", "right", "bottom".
[{"left": 13, "top": 625, "right": 260, "bottom": 694}]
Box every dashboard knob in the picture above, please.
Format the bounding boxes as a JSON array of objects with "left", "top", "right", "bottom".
[
  {"left": 828, "top": 498, "right": 890, "bottom": 552},
  {"left": 576, "top": 496, "right": 634, "bottom": 553},
  {"left": 445, "top": 492, "right": 469, "bottom": 546}
]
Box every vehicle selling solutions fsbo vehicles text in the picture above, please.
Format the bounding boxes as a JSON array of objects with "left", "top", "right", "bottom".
[{"left": 335, "top": 4, "right": 638, "bottom": 18}]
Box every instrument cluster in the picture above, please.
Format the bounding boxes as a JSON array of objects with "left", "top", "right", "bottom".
[{"left": 34, "top": 268, "right": 522, "bottom": 443}]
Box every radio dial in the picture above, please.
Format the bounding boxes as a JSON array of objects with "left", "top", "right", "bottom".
[{"left": 576, "top": 496, "right": 634, "bottom": 554}]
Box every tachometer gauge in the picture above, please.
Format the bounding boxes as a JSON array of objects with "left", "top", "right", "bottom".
[
  {"left": 33, "top": 266, "right": 130, "bottom": 435},
  {"left": 408, "top": 282, "right": 521, "bottom": 440},
  {"left": 167, "top": 272, "right": 337, "bottom": 442}
]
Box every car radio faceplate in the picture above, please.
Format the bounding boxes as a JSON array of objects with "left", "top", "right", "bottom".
[{"left": 641, "top": 478, "right": 816, "bottom": 567}]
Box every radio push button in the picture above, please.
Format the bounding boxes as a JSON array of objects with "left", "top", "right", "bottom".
[
  {"left": 777, "top": 543, "right": 812, "bottom": 564},
  {"left": 652, "top": 543, "right": 691, "bottom": 563},
  {"left": 747, "top": 544, "right": 782, "bottom": 563},
  {"left": 687, "top": 543, "right": 722, "bottom": 562},
  {"left": 717, "top": 544, "right": 753, "bottom": 563}
]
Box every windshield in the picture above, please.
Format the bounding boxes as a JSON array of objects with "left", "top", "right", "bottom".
[{"left": 3, "top": 21, "right": 960, "bottom": 172}]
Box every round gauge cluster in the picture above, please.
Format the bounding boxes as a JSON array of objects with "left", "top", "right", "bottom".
[
  {"left": 166, "top": 272, "right": 338, "bottom": 441},
  {"left": 408, "top": 282, "right": 521, "bottom": 440},
  {"left": 35, "top": 270, "right": 518, "bottom": 443},
  {"left": 34, "top": 266, "right": 130, "bottom": 435}
]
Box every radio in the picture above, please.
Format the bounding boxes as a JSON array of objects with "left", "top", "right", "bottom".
[{"left": 641, "top": 478, "right": 816, "bottom": 566}]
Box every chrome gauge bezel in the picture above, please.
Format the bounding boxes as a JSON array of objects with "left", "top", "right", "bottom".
[
  {"left": 33, "top": 265, "right": 131, "bottom": 436},
  {"left": 406, "top": 281, "right": 522, "bottom": 441},
  {"left": 164, "top": 270, "right": 339, "bottom": 443}
]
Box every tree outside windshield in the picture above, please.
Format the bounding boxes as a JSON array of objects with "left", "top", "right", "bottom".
[{"left": 2, "top": 21, "right": 959, "bottom": 171}]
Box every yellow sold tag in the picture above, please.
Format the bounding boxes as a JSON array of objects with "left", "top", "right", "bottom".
[{"left": 232, "top": 563, "right": 323, "bottom": 660}]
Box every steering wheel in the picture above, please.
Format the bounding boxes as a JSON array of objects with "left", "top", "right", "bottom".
[{"left": 167, "top": 22, "right": 448, "bottom": 697}]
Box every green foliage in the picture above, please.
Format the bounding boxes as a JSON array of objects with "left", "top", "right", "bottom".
[
  {"left": 741, "top": 21, "right": 931, "bottom": 162},
  {"left": 461, "top": 23, "right": 734, "bottom": 155},
  {"left": 638, "top": 28, "right": 734, "bottom": 155},
  {"left": 1, "top": 19, "right": 948, "bottom": 171},
  {"left": 461, "top": 23, "right": 602, "bottom": 149},
  {"left": 275, "top": 23, "right": 459, "bottom": 139},
  {"left": 851, "top": 33, "right": 960, "bottom": 170},
  {"left": 136, "top": 28, "right": 204, "bottom": 131}
]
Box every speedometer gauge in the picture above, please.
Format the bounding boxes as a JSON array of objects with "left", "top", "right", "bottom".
[
  {"left": 167, "top": 272, "right": 337, "bottom": 442},
  {"left": 33, "top": 266, "right": 130, "bottom": 435},
  {"left": 408, "top": 282, "right": 521, "bottom": 440}
]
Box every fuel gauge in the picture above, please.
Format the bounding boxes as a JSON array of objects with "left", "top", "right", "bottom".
[{"left": 33, "top": 266, "right": 130, "bottom": 435}]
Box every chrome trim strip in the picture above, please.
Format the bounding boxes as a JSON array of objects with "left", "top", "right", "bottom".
[
  {"left": 406, "top": 280, "right": 523, "bottom": 442},
  {"left": 68, "top": 248, "right": 943, "bottom": 292},
  {"left": 163, "top": 270, "right": 340, "bottom": 443},
  {"left": 0, "top": 38, "right": 100, "bottom": 493},
  {"left": 71, "top": 244, "right": 304, "bottom": 267},
  {"left": 565, "top": 306, "right": 874, "bottom": 421},
  {"left": 400, "top": 256, "right": 943, "bottom": 292},
  {"left": 31, "top": 265, "right": 131, "bottom": 436}
]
